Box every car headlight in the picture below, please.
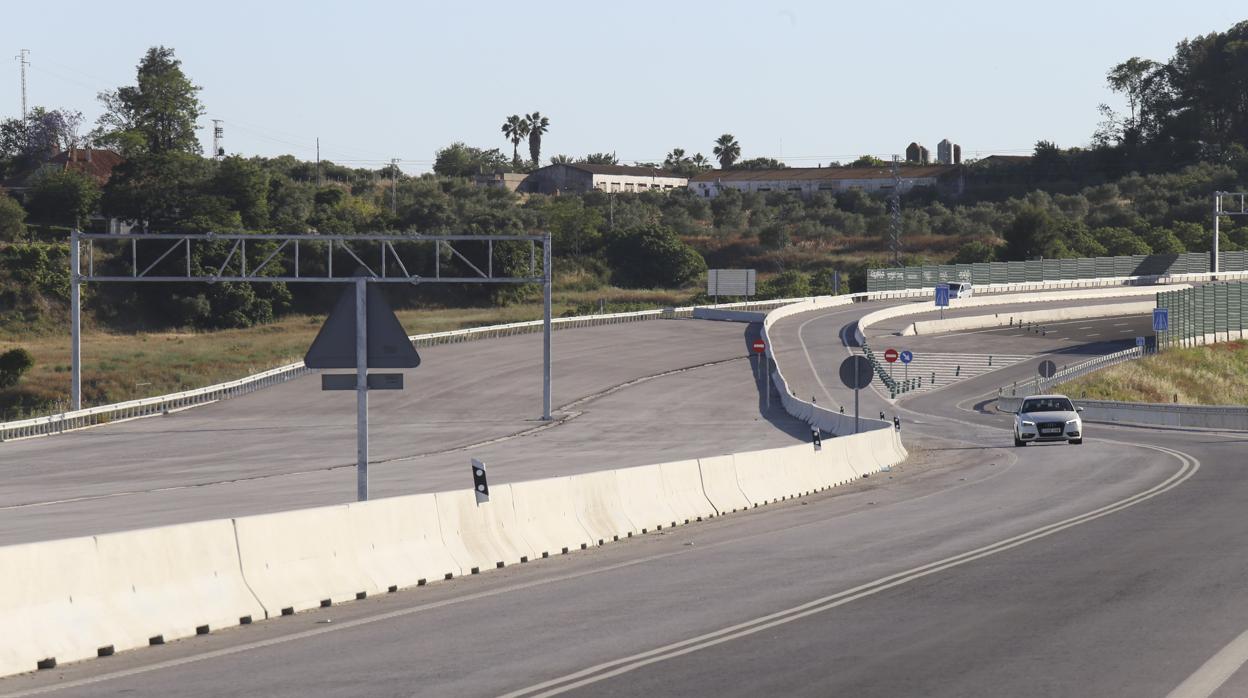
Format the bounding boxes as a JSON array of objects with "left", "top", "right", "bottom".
[
  {"left": 1065, "top": 418, "right": 1079, "bottom": 424},
  {"left": 1021, "top": 420, "right": 1035, "bottom": 427}
]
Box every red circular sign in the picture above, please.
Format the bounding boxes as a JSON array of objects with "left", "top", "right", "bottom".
[
  {"left": 884, "top": 348, "right": 899, "bottom": 363},
  {"left": 752, "top": 339, "right": 766, "bottom": 354}
]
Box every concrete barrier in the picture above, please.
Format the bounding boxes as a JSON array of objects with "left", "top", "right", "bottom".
[
  {"left": 906, "top": 301, "right": 1154, "bottom": 336},
  {"left": 691, "top": 308, "right": 769, "bottom": 323},
  {"left": 569, "top": 469, "right": 638, "bottom": 545},
  {"left": 812, "top": 436, "right": 856, "bottom": 488},
  {"left": 347, "top": 493, "right": 463, "bottom": 590},
  {"left": 0, "top": 536, "right": 111, "bottom": 676},
  {"left": 697, "top": 454, "right": 753, "bottom": 513},
  {"left": 510, "top": 476, "right": 594, "bottom": 557},
  {"left": 615, "top": 463, "right": 683, "bottom": 532},
  {"left": 435, "top": 486, "right": 534, "bottom": 572},
  {"left": 234, "top": 504, "right": 377, "bottom": 614},
  {"left": 95, "top": 519, "right": 265, "bottom": 647},
  {"left": 733, "top": 446, "right": 802, "bottom": 505},
  {"left": 659, "top": 459, "right": 718, "bottom": 522}
]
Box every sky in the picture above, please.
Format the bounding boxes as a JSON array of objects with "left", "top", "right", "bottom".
[{"left": 3, "top": 1, "right": 1244, "bottom": 173}]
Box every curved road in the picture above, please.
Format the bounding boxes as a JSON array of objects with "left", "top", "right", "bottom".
[{"left": 7, "top": 295, "right": 1248, "bottom": 697}]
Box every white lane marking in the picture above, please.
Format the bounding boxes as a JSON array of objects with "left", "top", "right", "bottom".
[
  {"left": 1113, "top": 322, "right": 1129, "bottom": 326},
  {"left": 502, "top": 444, "right": 1199, "bottom": 698},
  {"left": 1087, "top": 333, "right": 1101, "bottom": 337},
  {"left": 1166, "top": 627, "right": 1248, "bottom": 698},
  {"left": 1078, "top": 326, "right": 1092, "bottom": 330},
  {"left": 1120, "top": 330, "right": 1135, "bottom": 333}
]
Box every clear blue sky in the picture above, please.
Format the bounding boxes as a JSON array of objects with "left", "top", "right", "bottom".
[{"left": 4, "top": 1, "right": 1243, "bottom": 172}]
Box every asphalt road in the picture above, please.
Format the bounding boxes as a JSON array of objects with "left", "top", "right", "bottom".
[
  {"left": 7, "top": 295, "right": 1248, "bottom": 697},
  {"left": 0, "top": 320, "right": 808, "bottom": 544}
]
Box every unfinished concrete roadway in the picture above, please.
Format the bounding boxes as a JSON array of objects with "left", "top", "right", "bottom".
[{"left": 11, "top": 300, "right": 1248, "bottom": 697}]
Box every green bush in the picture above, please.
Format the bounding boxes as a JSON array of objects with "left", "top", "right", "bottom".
[
  {"left": 0, "top": 348, "right": 34, "bottom": 388},
  {"left": 604, "top": 224, "right": 707, "bottom": 288}
]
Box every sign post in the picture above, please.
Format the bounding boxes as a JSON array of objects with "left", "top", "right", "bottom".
[
  {"left": 838, "top": 355, "right": 873, "bottom": 434},
  {"left": 900, "top": 349, "right": 913, "bottom": 381},
  {"left": 753, "top": 338, "right": 768, "bottom": 410},
  {"left": 884, "top": 347, "right": 899, "bottom": 379},
  {"left": 305, "top": 274, "right": 422, "bottom": 501},
  {"left": 935, "top": 283, "right": 949, "bottom": 320}
]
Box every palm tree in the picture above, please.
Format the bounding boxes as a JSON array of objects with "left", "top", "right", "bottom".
[
  {"left": 664, "top": 148, "right": 688, "bottom": 168},
  {"left": 691, "top": 153, "right": 711, "bottom": 170},
  {"left": 713, "top": 134, "right": 741, "bottom": 169},
  {"left": 549, "top": 154, "right": 573, "bottom": 164},
  {"left": 525, "top": 111, "right": 550, "bottom": 166},
  {"left": 501, "top": 115, "right": 529, "bottom": 166}
]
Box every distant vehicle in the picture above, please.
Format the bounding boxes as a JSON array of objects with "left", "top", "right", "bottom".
[
  {"left": 1014, "top": 394, "right": 1083, "bottom": 446},
  {"left": 948, "top": 281, "right": 973, "bottom": 299}
]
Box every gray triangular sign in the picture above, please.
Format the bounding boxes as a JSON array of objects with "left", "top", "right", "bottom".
[{"left": 304, "top": 281, "right": 421, "bottom": 369}]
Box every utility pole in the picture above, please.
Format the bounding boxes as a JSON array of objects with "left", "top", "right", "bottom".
[
  {"left": 889, "top": 155, "right": 903, "bottom": 267},
  {"left": 211, "top": 120, "right": 224, "bottom": 160},
  {"left": 315, "top": 138, "right": 321, "bottom": 187},
  {"left": 15, "top": 49, "right": 29, "bottom": 120},
  {"left": 390, "top": 158, "right": 399, "bottom": 216}
]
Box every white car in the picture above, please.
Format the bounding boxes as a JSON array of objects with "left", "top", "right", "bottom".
[
  {"left": 948, "top": 281, "right": 973, "bottom": 299},
  {"left": 1014, "top": 394, "right": 1083, "bottom": 446}
]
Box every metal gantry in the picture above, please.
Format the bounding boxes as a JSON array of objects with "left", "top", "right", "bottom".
[
  {"left": 1215, "top": 192, "right": 1248, "bottom": 275},
  {"left": 68, "top": 230, "right": 554, "bottom": 418}
]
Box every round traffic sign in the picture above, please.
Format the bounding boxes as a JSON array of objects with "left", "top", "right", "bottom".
[
  {"left": 839, "top": 355, "right": 873, "bottom": 389},
  {"left": 751, "top": 339, "right": 766, "bottom": 354},
  {"left": 883, "top": 348, "right": 899, "bottom": 363},
  {"left": 899, "top": 350, "right": 913, "bottom": 364},
  {"left": 1037, "top": 360, "right": 1057, "bottom": 378}
]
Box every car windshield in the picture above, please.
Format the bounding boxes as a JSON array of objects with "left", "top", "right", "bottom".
[{"left": 1022, "top": 398, "right": 1074, "bottom": 413}]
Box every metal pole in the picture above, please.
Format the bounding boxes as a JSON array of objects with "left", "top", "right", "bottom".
[
  {"left": 854, "top": 386, "right": 860, "bottom": 435},
  {"left": 355, "top": 277, "right": 369, "bottom": 501},
  {"left": 1214, "top": 191, "right": 1221, "bottom": 276},
  {"left": 70, "top": 229, "right": 81, "bottom": 411},
  {"left": 542, "top": 232, "right": 553, "bottom": 420},
  {"left": 764, "top": 355, "right": 770, "bottom": 411}
]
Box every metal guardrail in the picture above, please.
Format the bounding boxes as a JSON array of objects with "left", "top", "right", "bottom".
[
  {"left": 996, "top": 346, "right": 1149, "bottom": 411},
  {"left": 0, "top": 298, "right": 801, "bottom": 442}
]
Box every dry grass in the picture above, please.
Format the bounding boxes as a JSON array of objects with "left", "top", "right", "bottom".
[
  {"left": 0, "top": 285, "right": 694, "bottom": 417},
  {"left": 1056, "top": 341, "right": 1248, "bottom": 405}
]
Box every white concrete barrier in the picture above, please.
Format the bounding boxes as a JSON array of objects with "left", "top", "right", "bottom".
[
  {"left": 234, "top": 504, "right": 377, "bottom": 614},
  {"left": 615, "top": 463, "right": 684, "bottom": 532},
  {"left": 813, "top": 435, "right": 858, "bottom": 487},
  {"left": 659, "top": 459, "right": 719, "bottom": 522},
  {"left": 569, "top": 470, "right": 638, "bottom": 545},
  {"left": 95, "top": 519, "right": 265, "bottom": 646},
  {"left": 697, "top": 454, "right": 753, "bottom": 513},
  {"left": 733, "top": 446, "right": 803, "bottom": 505},
  {"left": 0, "top": 536, "right": 111, "bottom": 676},
  {"left": 510, "top": 476, "right": 595, "bottom": 557},
  {"left": 906, "top": 301, "right": 1155, "bottom": 336},
  {"left": 347, "top": 493, "right": 463, "bottom": 590},
  {"left": 435, "top": 486, "right": 534, "bottom": 572}
]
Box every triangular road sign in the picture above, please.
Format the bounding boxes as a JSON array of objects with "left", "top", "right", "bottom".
[{"left": 304, "top": 280, "right": 421, "bottom": 369}]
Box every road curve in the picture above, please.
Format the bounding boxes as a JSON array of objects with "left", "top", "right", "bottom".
[{"left": 7, "top": 298, "right": 1246, "bottom": 697}]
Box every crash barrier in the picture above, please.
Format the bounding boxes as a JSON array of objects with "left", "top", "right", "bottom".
[
  {"left": 1156, "top": 281, "right": 1248, "bottom": 350},
  {"left": 905, "top": 301, "right": 1156, "bottom": 336},
  {"left": 6, "top": 267, "right": 1223, "bottom": 442},
  {"left": 1063, "top": 399, "right": 1248, "bottom": 430},
  {"left": 0, "top": 298, "right": 796, "bottom": 442},
  {"left": 865, "top": 250, "right": 1248, "bottom": 292},
  {"left": 998, "top": 346, "right": 1149, "bottom": 407},
  {"left": 0, "top": 427, "right": 906, "bottom": 678}
]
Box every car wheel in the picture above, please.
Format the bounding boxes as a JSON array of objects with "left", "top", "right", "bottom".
[
  {"left": 1069, "top": 438, "right": 1083, "bottom": 445},
  {"left": 1014, "top": 435, "right": 1025, "bottom": 447}
]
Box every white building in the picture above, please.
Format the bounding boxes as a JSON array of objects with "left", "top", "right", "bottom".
[
  {"left": 521, "top": 164, "right": 687, "bottom": 195},
  {"left": 687, "top": 165, "right": 964, "bottom": 200}
]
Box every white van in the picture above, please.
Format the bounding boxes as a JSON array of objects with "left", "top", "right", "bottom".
[{"left": 948, "top": 282, "right": 974, "bottom": 299}]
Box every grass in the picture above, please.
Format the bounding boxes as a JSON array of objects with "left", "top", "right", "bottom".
[
  {"left": 1056, "top": 341, "right": 1248, "bottom": 405},
  {"left": 0, "top": 285, "right": 695, "bottom": 419}
]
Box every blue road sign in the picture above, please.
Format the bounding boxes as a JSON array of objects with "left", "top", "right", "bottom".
[
  {"left": 935, "top": 284, "right": 950, "bottom": 307},
  {"left": 1153, "top": 308, "right": 1169, "bottom": 332},
  {"left": 1136, "top": 336, "right": 1146, "bottom": 348},
  {"left": 900, "top": 350, "right": 913, "bottom": 364}
]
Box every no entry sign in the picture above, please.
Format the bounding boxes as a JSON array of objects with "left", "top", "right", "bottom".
[
  {"left": 752, "top": 339, "right": 766, "bottom": 354},
  {"left": 884, "top": 348, "right": 899, "bottom": 363}
]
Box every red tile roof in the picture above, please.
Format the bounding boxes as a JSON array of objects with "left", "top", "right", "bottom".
[
  {"left": 48, "top": 149, "right": 125, "bottom": 184},
  {"left": 688, "top": 164, "right": 960, "bottom": 183}
]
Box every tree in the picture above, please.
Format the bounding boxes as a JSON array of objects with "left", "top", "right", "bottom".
[
  {"left": 0, "top": 195, "right": 27, "bottom": 241},
  {"left": 949, "top": 240, "right": 997, "bottom": 264},
  {"left": 759, "top": 270, "right": 810, "bottom": 300},
  {"left": 713, "top": 133, "right": 740, "bottom": 169},
  {"left": 1003, "top": 206, "right": 1063, "bottom": 260},
  {"left": 732, "top": 157, "right": 785, "bottom": 170},
  {"left": 432, "top": 142, "right": 509, "bottom": 177},
  {"left": 1106, "top": 57, "right": 1161, "bottom": 136},
  {"left": 0, "top": 107, "right": 84, "bottom": 173},
  {"left": 604, "top": 224, "right": 706, "bottom": 288},
  {"left": 501, "top": 114, "right": 530, "bottom": 167},
  {"left": 758, "top": 223, "right": 790, "bottom": 250},
  {"left": 25, "top": 168, "right": 101, "bottom": 227},
  {"left": 0, "top": 348, "right": 33, "bottom": 389},
  {"left": 579, "top": 152, "right": 618, "bottom": 165},
  {"left": 525, "top": 111, "right": 550, "bottom": 165},
  {"left": 101, "top": 151, "right": 212, "bottom": 231},
  {"left": 848, "top": 155, "right": 887, "bottom": 168},
  {"left": 549, "top": 154, "right": 573, "bottom": 164},
  {"left": 92, "top": 46, "right": 204, "bottom": 156},
  {"left": 212, "top": 156, "right": 269, "bottom": 229}
]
